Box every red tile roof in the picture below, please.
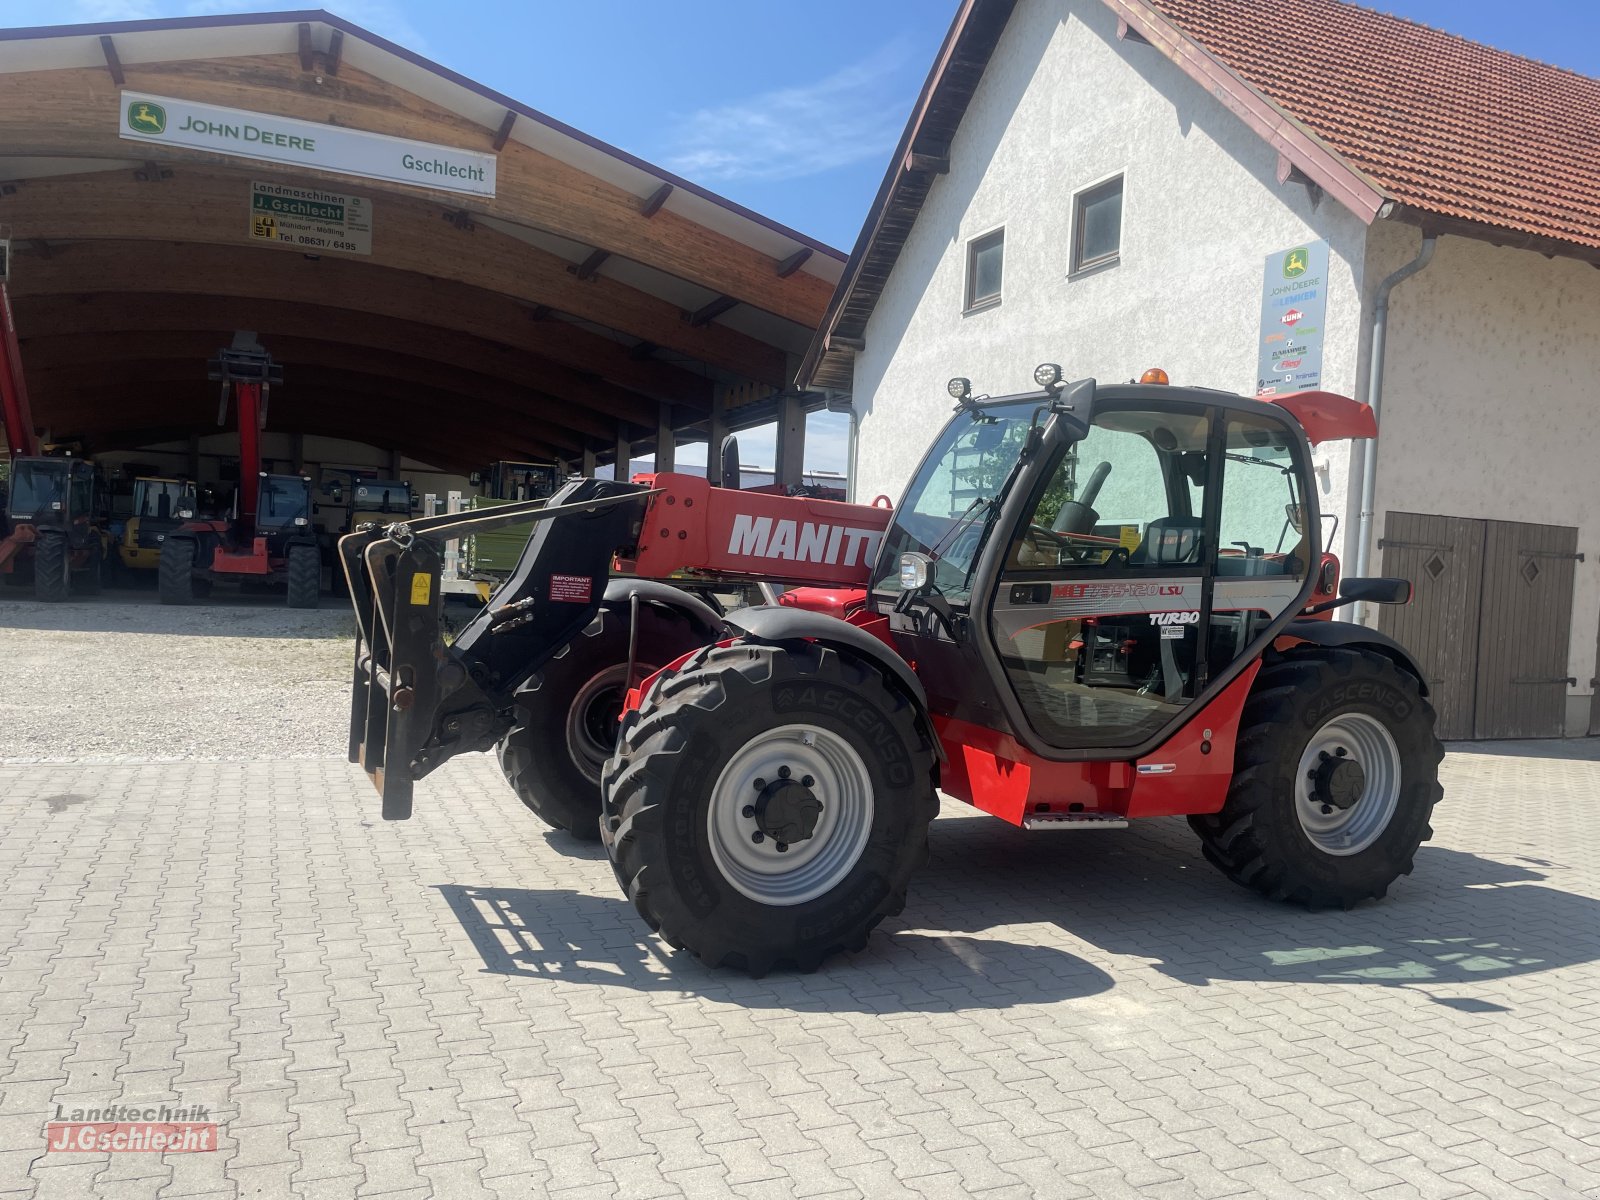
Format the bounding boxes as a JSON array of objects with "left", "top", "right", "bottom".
[{"left": 1146, "top": 0, "right": 1600, "bottom": 252}]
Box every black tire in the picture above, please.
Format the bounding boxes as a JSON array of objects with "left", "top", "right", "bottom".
[
  {"left": 158, "top": 538, "right": 196, "bottom": 606},
  {"left": 33, "top": 532, "right": 69, "bottom": 603},
  {"left": 286, "top": 544, "right": 320, "bottom": 609},
  {"left": 601, "top": 640, "right": 939, "bottom": 974},
  {"left": 1188, "top": 648, "right": 1444, "bottom": 909},
  {"left": 497, "top": 605, "right": 705, "bottom": 841},
  {"left": 75, "top": 537, "right": 104, "bottom": 596}
]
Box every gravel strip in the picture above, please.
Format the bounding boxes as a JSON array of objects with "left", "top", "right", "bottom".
[{"left": 0, "top": 591, "right": 358, "bottom": 760}]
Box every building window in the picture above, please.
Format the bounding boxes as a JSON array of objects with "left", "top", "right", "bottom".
[
  {"left": 965, "top": 228, "right": 1004, "bottom": 311},
  {"left": 1072, "top": 176, "right": 1123, "bottom": 274}
]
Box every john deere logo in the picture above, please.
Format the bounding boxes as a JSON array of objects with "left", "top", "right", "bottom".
[
  {"left": 127, "top": 101, "right": 166, "bottom": 134},
  {"left": 1282, "top": 247, "right": 1309, "bottom": 279}
]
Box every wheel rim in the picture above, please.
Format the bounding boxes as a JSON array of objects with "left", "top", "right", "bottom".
[
  {"left": 565, "top": 665, "right": 632, "bottom": 784},
  {"left": 707, "top": 723, "right": 874, "bottom": 906},
  {"left": 1294, "top": 711, "right": 1401, "bottom": 856}
]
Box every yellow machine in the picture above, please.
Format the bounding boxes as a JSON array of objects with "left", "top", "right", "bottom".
[{"left": 119, "top": 476, "right": 195, "bottom": 571}]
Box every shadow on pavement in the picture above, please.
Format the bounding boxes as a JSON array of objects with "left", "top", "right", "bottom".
[
  {"left": 441, "top": 804, "right": 1600, "bottom": 1009},
  {"left": 436, "top": 883, "right": 1115, "bottom": 1012},
  {"left": 908, "top": 814, "right": 1600, "bottom": 995}
]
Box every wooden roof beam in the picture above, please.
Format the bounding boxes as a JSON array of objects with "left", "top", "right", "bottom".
[
  {"left": 640, "top": 183, "right": 673, "bottom": 218},
  {"left": 98, "top": 36, "right": 125, "bottom": 86},
  {"left": 297, "top": 22, "right": 315, "bottom": 72},
  {"left": 492, "top": 108, "right": 517, "bottom": 152},
  {"left": 687, "top": 295, "right": 738, "bottom": 328},
  {"left": 571, "top": 249, "right": 610, "bottom": 281},
  {"left": 776, "top": 247, "right": 812, "bottom": 278},
  {"left": 13, "top": 287, "right": 712, "bottom": 411},
  {"left": 325, "top": 29, "right": 344, "bottom": 77}
]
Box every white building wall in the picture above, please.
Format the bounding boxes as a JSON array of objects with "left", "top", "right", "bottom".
[
  {"left": 852, "top": 0, "right": 1371, "bottom": 541},
  {"left": 1366, "top": 221, "right": 1600, "bottom": 728}
]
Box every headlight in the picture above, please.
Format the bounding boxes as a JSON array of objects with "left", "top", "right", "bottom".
[
  {"left": 178, "top": 509, "right": 194, "bottom": 519},
  {"left": 1033, "top": 363, "right": 1062, "bottom": 389},
  {"left": 899, "top": 552, "right": 930, "bottom": 592},
  {"left": 293, "top": 517, "right": 309, "bottom": 526},
  {"left": 946, "top": 377, "right": 971, "bottom": 400}
]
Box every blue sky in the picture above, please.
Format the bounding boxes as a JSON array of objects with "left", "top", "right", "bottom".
[{"left": 7, "top": 0, "right": 1597, "bottom": 472}]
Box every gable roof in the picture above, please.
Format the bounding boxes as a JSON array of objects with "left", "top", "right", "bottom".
[
  {"left": 1144, "top": 0, "right": 1600, "bottom": 254},
  {"left": 800, "top": 0, "right": 1600, "bottom": 391}
]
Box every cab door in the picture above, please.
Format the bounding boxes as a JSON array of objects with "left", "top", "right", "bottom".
[
  {"left": 987, "top": 403, "right": 1214, "bottom": 751},
  {"left": 986, "top": 402, "right": 1315, "bottom": 755}
]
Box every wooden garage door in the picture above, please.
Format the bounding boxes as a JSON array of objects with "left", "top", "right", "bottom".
[
  {"left": 1380, "top": 512, "right": 1579, "bottom": 740},
  {"left": 1475, "top": 520, "right": 1580, "bottom": 739},
  {"left": 1378, "top": 513, "right": 1484, "bottom": 739}
]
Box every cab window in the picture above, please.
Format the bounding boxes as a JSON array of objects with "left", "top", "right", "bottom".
[{"left": 1005, "top": 407, "right": 1208, "bottom": 573}]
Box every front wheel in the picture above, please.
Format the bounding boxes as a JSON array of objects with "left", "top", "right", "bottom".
[
  {"left": 1189, "top": 648, "right": 1444, "bottom": 909},
  {"left": 601, "top": 640, "right": 938, "bottom": 974},
  {"left": 158, "top": 538, "right": 197, "bottom": 605},
  {"left": 33, "top": 532, "right": 69, "bottom": 603},
  {"left": 285, "top": 544, "right": 320, "bottom": 609}
]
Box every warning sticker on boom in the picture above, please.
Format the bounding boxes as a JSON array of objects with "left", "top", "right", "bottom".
[{"left": 249, "top": 180, "right": 372, "bottom": 255}]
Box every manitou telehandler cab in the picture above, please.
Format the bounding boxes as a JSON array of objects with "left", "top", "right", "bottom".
[
  {"left": 159, "top": 336, "right": 321, "bottom": 609},
  {"left": 340, "top": 366, "right": 1442, "bottom": 975},
  {"left": 1, "top": 455, "right": 111, "bottom": 601}
]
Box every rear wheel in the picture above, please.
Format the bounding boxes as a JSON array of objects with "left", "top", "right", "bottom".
[
  {"left": 158, "top": 538, "right": 196, "bottom": 605},
  {"left": 497, "top": 606, "right": 704, "bottom": 841},
  {"left": 1189, "top": 648, "right": 1443, "bottom": 909},
  {"left": 285, "top": 544, "right": 320, "bottom": 609},
  {"left": 33, "top": 532, "right": 69, "bottom": 603},
  {"left": 601, "top": 640, "right": 938, "bottom": 974}
]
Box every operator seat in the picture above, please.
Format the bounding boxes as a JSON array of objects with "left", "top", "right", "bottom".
[{"left": 1129, "top": 516, "right": 1204, "bottom": 566}]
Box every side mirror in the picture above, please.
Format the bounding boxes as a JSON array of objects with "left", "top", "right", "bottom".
[
  {"left": 1305, "top": 575, "right": 1412, "bottom": 616},
  {"left": 719, "top": 434, "right": 741, "bottom": 490},
  {"left": 1340, "top": 576, "right": 1412, "bottom": 605}
]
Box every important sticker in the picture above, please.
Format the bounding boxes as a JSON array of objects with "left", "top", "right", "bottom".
[
  {"left": 549, "top": 574, "right": 593, "bottom": 603},
  {"left": 409, "top": 572, "right": 431, "bottom": 606}
]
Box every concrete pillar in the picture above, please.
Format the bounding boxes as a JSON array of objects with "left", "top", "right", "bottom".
[
  {"left": 581, "top": 446, "right": 597, "bottom": 478},
  {"left": 187, "top": 433, "right": 201, "bottom": 483},
  {"left": 655, "top": 402, "right": 675, "bottom": 473},
  {"left": 387, "top": 449, "right": 402, "bottom": 478},
  {"left": 614, "top": 426, "right": 632, "bottom": 480},
  {"left": 290, "top": 432, "right": 306, "bottom": 475},
  {"left": 774, "top": 392, "right": 806, "bottom": 490},
  {"left": 706, "top": 391, "right": 729, "bottom": 487}
]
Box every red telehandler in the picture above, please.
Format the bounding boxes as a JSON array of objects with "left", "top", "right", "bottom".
[
  {"left": 159, "top": 334, "right": 321, "bottom": 608},
  {"left": 339, "top": 365, "right": 1442, "bottom": 974}
]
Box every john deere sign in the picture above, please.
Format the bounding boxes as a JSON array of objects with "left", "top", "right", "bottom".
[{"left": 119, "top": 90, "right": 496, "bottom": 198}]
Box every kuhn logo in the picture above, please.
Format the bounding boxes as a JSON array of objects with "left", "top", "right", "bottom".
[
  {"left": 727, "top": 515, "right": 883, "bottom": 567},
  {"left": 1281, "top": 309, "right": 1303, "bottom": 326},
  {"left": 1148, "top": 611, "right": 1199, "bottom": 626}
]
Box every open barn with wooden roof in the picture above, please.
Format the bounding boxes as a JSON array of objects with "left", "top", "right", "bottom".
[{"left": 0, "top": 9, "right": 843, "bottom": 485}]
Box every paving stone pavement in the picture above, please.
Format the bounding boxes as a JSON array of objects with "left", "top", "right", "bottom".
[{"left": 1, "top": 741, "right": 1599, "bottom": 1198}]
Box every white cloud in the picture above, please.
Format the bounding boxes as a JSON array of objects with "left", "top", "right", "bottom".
[{"left": 665, "top": 39, "right": 915, "bottom": 183}]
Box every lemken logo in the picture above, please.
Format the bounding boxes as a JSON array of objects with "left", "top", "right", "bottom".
[
  {"left": 1282, "top": 247, "right": 1309, "bottom": 279},
  {"left": 727, "top": 514, "right": 883, "bottom": 567},
  {"left": 127, "top": 101, "right": 166, "bottom": 134}
]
